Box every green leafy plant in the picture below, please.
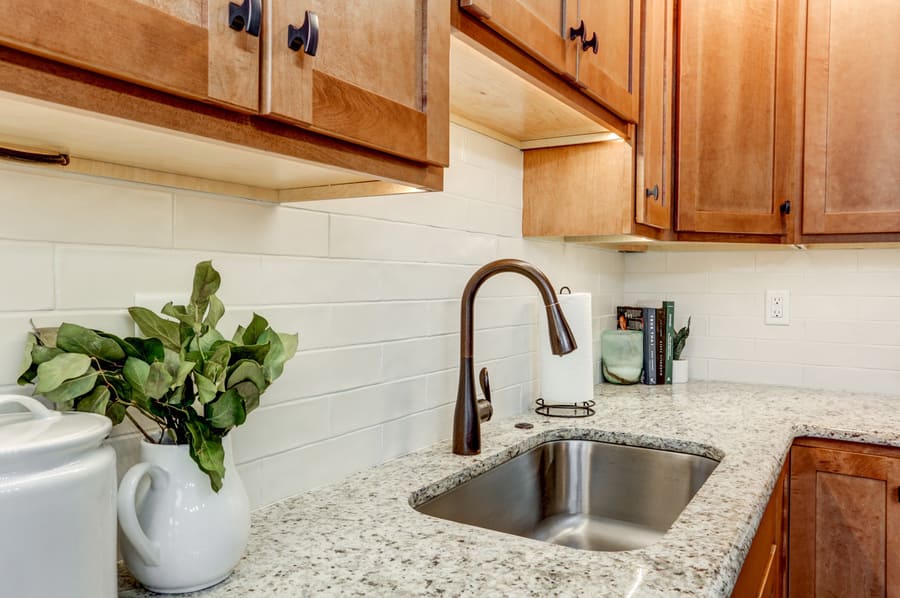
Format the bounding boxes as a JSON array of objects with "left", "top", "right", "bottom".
[
  {"left": 18, "top": 261, "right": 298, "bottom": 491},
  {"left": 673, "top": 316, "right": 691, "bottom": 361}
]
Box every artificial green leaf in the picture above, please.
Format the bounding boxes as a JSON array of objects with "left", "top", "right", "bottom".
[
  {"left": 31, "top": 346, "right": 63, "bottom": 371},
  {"left": 226, "top": 360, "right": 266, "bottom": 391},
  {"left": 105, "top": 402, "right": 126, "bottom": 425},
  {"left": 190, "top": 261, "right": 221, "bottom": 313},
  {"left": 206, "top": 388, "right": 246, "bottom": 429},
  {"left": 162, "top": 302, "right": 200, "bottom": 330},
  {"left": 198, "top": 329, "right": 225, "bottom": 354},
  {"left": 229, "top": 343, "right": 270, "bottom": 364},
  {"left": 57, "top": 323, "right": 126, "bottom": 362},
  {"left": 185, "top": 420, "right": 225, "bottom": 492},
  {"left": 33, "top": 326, "right": 58, "bottom": 347},
  {"left": 19, "top": 334, "right": 37, "bottom": 378},
  {"left": 195, "top": 373, "right": 218, "bottom": 404},
  {"left": 231, "top": 325, "right": 246, "bottom": 345},
  {"left": 260, "top": 329, "right": 298, "bottom": 382},
  {"left": 205, "top": 294, "right": 225, "bottom": 329},
  {"left": 145, "top": 361, "right": 174, "bottom": 400},
  {"left": 233, "top": 380, "right": 261, "bottom": 415},
  {"left": 126, "top": 337, "right": 165, "bottom": 363},
  {"left": 242, "top": 313, "right": 269, "bottom": 346},
  {"left": 203, "top": 343, "right": 231, "bottom": 388},
  {"left": 128, "top": 307, "right": 181, "bottom": 351},
  {"left": 123, "top": 357, "right": 150, "bottom": 396},
  {"left": 76, "top": 386, "right": 110, "bottom": 415},
  {"left": 164, "top": 349, "right": 195, "bottom": 390},
  {"left": 44, "top": 370, "right": 98, "bottom": 404},
  {"left": 35, "top": 353, "right": 92, "bottom": 394}
]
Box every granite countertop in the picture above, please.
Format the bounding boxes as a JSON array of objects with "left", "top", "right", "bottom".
[{"left": 119, "top": 381, "right": 900, "bottom": 597}]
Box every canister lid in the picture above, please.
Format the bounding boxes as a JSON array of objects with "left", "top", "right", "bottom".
[{"left": 0, "top": 395, "right": 112, "bottom": 473}]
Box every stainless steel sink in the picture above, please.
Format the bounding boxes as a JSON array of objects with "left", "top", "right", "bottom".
[{"left": 414, "top": 439, "right": 719, "bottom": 551}]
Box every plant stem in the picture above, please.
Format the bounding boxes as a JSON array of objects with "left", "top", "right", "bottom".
[{"left": 125, "top": 410, "right": 156, "bottom": 443}]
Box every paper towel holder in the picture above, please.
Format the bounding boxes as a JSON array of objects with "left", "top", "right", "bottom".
[{"left": 535, "top": 398, "right": 596, "bottom": 418}]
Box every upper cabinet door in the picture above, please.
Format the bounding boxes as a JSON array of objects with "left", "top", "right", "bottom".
[
  {"left": 635, "top": 0, "right": 673, "bottom": 230},
  {"left": 263, "top": 0, "right": 449, "bottom": 166},
  {"left": 676, "top": 0, "right": 804, "bottom": 236},
  {"left": 0, "top": 0, "right": 260, "bottom": 111},
  {"left": 802, "top": 0, "right": 900, "bottom": 235},
  {"left": 459, "top": 1, "right": 577, "bottom": 77},
  {"left": 575, "top": 0, "right": 641, "bottom": 123}
]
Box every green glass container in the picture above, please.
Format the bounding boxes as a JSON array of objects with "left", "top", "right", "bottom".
[{"left": 600, "top": 330, "right": 643, "bottom": 385}]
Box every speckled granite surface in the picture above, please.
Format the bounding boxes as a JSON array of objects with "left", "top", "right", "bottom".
[{"left": 119, "top": 381, "right": 900, "bottom": 597}]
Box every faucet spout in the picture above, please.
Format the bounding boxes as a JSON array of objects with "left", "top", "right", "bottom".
[{"left": 453, "top": 259, "right": 577, "bottom": 455}]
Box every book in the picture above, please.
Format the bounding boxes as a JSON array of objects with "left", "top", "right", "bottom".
[
  {"left": 616, "top": 306, "right": 644, "bottom": 331},
  {"left": 641, "top": 307, "right": 657, "bottom": 385},
  {"left": 656, "top": 307, "right": 666, "bottom": 384},
  {"left": 663, "top": 301, "right": 675, "bottom": 384}
]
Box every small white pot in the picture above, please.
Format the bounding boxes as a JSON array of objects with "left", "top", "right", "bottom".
[
  {"left": 118, "top": 435, "right": 250, "bottom": 594},
  {"left": 672, "top": 359, "right": 689, "bottom": 384}
]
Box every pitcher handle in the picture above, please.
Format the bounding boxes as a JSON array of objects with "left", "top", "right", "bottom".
[{"left": 118, "top": 462, "right": 169, "bottom": 566}]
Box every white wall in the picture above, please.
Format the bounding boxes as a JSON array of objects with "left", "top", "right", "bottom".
[
  {"left": 624, "top": 249, "right": 900, "bottom": 395},
  {"left": 0, "top": 124, "right": 625, "bottom": 508}
]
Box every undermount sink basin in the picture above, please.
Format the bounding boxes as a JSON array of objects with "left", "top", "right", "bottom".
[{"left": 414, "top": 439, "right": 719, "bottom": 552}]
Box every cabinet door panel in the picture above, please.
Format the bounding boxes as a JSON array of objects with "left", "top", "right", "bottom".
[
  {"left": 676, "top": 0, "right": 803, "bottom": 235},
  {"left": 0, "top": 0, "right": 259, "bottom": 111},
  {"left": 264, "top": 0, "right": 447, "bottom": 164},
  {"left": 460, "top": 0, "right": 577, "bottom": 77},
  {"left": 790, "top": 444, "right": 900, "bottom": 597},
  {"left": 576, "top": 0, "right": 640, "bottom": 122},
  {"left": 802, "top": 0, "right": 900, "bottom": 234},
  {"left": 635, "top": 0, "right": 672, "bottom": 230}
]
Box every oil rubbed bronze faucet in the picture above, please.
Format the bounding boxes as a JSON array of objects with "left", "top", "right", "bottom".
[{"left": 453, "top": 259, "right": 577, "bottom": 455}]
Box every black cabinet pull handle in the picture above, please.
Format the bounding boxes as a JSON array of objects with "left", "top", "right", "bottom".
[
  {"left": 582, "top": 31, "right": 599, "bottom": 54},
  {"left": 568, "top": 20, "right": 585, "bottom": 41},
  {"left": 646, "top": 185, "right": 659, "bottom": 201},
  {"left": 288, "top": 10, "right": 319, "bottom": 56},
  {"left": 780, "top": 200, "right": 792, "bottom": 216},
  {"left": 228, "top": 0, "right": 261, "bottom": 37}
]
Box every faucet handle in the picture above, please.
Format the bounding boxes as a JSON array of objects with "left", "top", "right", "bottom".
[{"left": 478, "top": 367, "right": 493, "bottom": 422}]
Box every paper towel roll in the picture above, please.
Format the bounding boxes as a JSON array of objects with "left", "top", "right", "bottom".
[{"left": 538, "top": 292, "right": 594, "bottom": 404}]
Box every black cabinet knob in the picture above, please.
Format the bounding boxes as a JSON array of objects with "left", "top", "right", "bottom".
[
  {"left": 582, "top": 31, "right": 599, "bottom": 54},
  {"left": 646, "top": 185, "right": 660, "bottom": 201},
  {"left": 288, "top": 10, "right": 319, "bottom": 56},
  {"left": 780, "top": 200, "right": 792, "bottom": 215},
  {"left": 228, "top": 0, "right": 261, "bottom": 37},
  {"left": 569, "top": 20, "right": 586, "bottom": 41}
]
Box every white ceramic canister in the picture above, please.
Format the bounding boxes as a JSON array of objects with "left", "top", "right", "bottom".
[
  {"left": 0, "top": 394, "right": 116, "bottom": 598},
  {"left": 118, "top": 435, "right": 250, "bottom": 594}
]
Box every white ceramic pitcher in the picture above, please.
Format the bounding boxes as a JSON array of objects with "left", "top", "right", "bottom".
[{"left": 118, "top": 435, "right": 250, "bottom": 593}]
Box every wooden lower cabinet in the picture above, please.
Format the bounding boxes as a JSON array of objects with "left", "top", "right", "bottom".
[
  {"left": 789, "top": 438, "right": 900, "bottom": 597},
  {"left": 732, "top": 457, "right": 789, "bottom": 598}
]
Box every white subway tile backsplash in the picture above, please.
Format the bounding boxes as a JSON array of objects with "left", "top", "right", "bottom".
[
  {"left": 329, "top": 215, "right": 496, "bottom": 265},
  {"left": 328, "top": 377, "right": 429, "bottom": 436},
  {"left": 239, "top": 427, "right": 382, "bottom": 508},
  {"left": 382, "top": 404, "right": 454, "bottom": 461},
  {"left": 0, "top": 241, "right": 54, "bottom": 311},
  {"left": 0, "top": 168, "right": 173, "bottom": 247},
  {"left": 175, "top": 193, "right": 328, "bottom": 257},
  {"left": 269, "top": 345, "right": 383, "bottom": 402},
  {"left": 466, "top": 200, "right": 522, "bottom": 238},
  {"left": 232, "top": 397, "right": 331, "bottom": 464}
]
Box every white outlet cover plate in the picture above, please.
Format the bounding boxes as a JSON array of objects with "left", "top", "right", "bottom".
[{"left": 765, "top": 290, "right": 790, "bottom": 326}]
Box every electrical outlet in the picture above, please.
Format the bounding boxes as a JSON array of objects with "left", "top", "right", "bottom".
[{"left": 765, "top": 290, "right": 790, "bottom": 326}]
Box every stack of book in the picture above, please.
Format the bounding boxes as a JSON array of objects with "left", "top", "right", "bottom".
[{"left": 616, "top": 302, "right": 675, "bottom": 385}]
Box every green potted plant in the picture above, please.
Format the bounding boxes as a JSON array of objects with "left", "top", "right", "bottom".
[
  {"left": 672, "top": 316, "right": 691, "bottom": 384},
  {"left": 18, "top": 260, "right": 298, "bottom": 593}
]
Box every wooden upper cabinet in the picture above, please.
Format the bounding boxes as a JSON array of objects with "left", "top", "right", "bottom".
[
  {"left": 262, "top": 0, "right": 448, "bottom": 165},
  {"left": 676, "top": 0, "right": 804, "bottom": 236},
  {"left": 0, "top": 0, "right": 260, "bottom": 111},
  {"left": 790, "top": 440, "right": 900, "bottom": 597},
  {"left": 802, "top": 0, "right": 900, "bottom": 235},
  {"left": 574, "top": 0, "right": 641, "bottom": 123},
  {"left": 635, "top": 0, "right": 673, "bottom": 230},
  {"left": 459, "top": 0, "right": 577, "bottom": 77}
]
